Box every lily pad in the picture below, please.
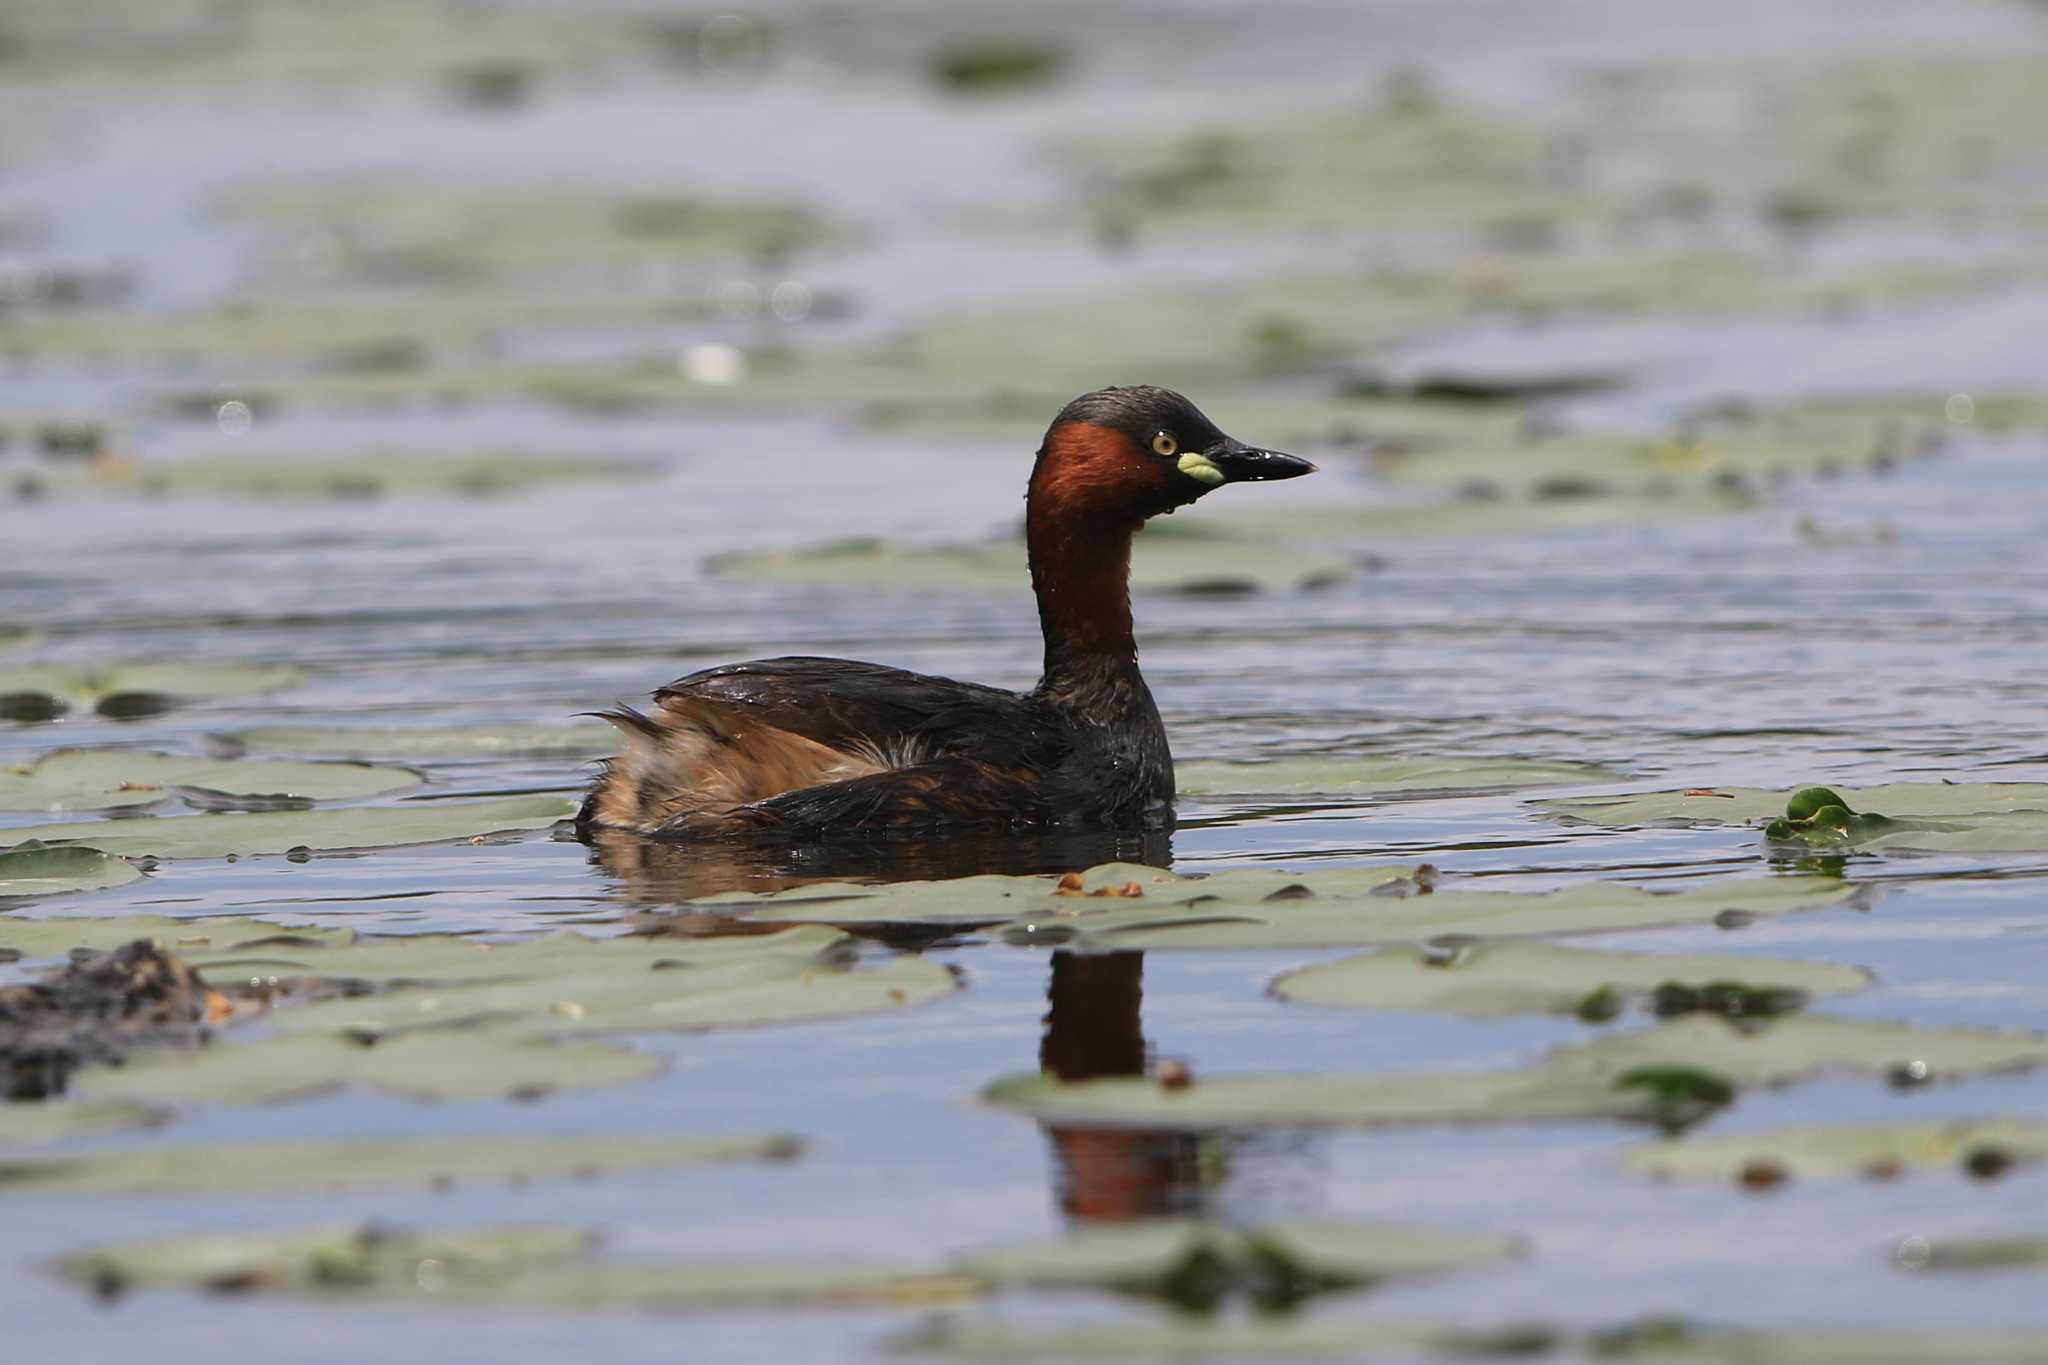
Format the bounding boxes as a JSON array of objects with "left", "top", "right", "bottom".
[
  {"left": 0, "top": 914, "right": 347, "bottom": 962},
  {"left": 81, "top": 451, "right": 653, "bottom": 500},
  {"left": 1061, "top": 877, "right": 1850, "bottom": 953},
  {"left": 0, "top": 662, "right": 302, "bottom": 720},
  {"left": 1, "top": 1133, "right": 799, "bottom": 1196},
  {"left": 201, "top": 923, "right": 959, "bottom": 1041},
  {"left": 1175, "top": 756, "right": 1620, "bottom": 798},
  {"left": 1272, "top": 943, "right": 1870, "bottom": 1019},
  {"left": 216, "top": 721, "right": 614, "bottom": 762},
  {"left": 1539, "top": 782, "right": 2048, "bottom": 854},
  {"left": 0, "top": 846, "right": 142, "bottom": 900},
  {"left": 0, "top": 793, "right": 579, "bottom": 859},
  {"left": 74, "top": 1029, "right": 661, "bottom": 1106},
  {"left": 1584, "top": 1318, "right": 2048, "bottom": 1362},
  {"left": 0, "top": 749, "right": 418, "bottom": 812},
  {"left": 709, "top": 533, "right": 1353, "bottom": 596},
  {"left": 1621, "top": 1119, "right": 2048, "bottom": 1186},
  {"left": 983, "top": 1064, "right": 1687, "bottom": 1132},
  {"left": 985, "top": 1014, "right": 2048, "bottom": 1133},
  {"left": 1551, "top": 1014, "right": 2048, "bottom": 1092},
  {"left": 698, "top": 864, "right": 1849, "bottom": 950},
  {"left": 956, "top": 1219, "right": 1519, "bottom": 1310},
  {"left": 0, "top": 1100, "right": 163, "bottom": 1147},
  {"left": 894, "top": 1314, "right": 1447, "bottom": 1359},
  {"left": 1906, "top": 1237, "right": 2048, "bottom": 1273},
  {"left": 59, "top": 1221, "right": 976, "bottom": 1312}
]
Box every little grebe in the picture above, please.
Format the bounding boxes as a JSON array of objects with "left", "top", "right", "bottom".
[{"left": 579, "top": 385, "right": 1314, "bottom": 837}]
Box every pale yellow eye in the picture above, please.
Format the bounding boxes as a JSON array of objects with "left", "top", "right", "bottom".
[{"left": 1151, "top": 432, "right": 1178, "bottom": 457}]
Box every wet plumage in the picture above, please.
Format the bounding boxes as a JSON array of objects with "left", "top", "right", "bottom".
[{"left": 578, "top": 386, "right": 1313, "bottom": 839}]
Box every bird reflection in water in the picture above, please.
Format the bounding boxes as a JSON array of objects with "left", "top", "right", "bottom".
[
  {"left": 585, "top": 825, "right": 1225, "bottom": 1223},
  {"left": 1040, "top": 949, "right": 1222, "bottom": 1223}
]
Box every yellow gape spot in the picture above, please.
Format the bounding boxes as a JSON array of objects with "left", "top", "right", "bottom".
[{"left": 1177, "top": 452, "right": 1225, "bottom": 486}]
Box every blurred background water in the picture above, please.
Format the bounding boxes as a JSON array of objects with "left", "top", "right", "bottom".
[{"left": 4, "top": 1, "right": 2048, "bottom": 1361}]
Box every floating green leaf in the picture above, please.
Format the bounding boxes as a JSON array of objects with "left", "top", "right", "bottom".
[
  {"left": 217, "top": 721, "right": 614, "bottom": 762},
  {"left": 1176, "top": 756, "right": 1618, "bottom": 798},
  {"left": 709, "top": 533, "right": 1353, "bottom": 596},
  {"left": 1760, "top": 787, "right": 1914, "bottom": 849},
  {"left": 0, "top": 793, "right": 578, "bottom": 859},
  {"left": 1, "top": 1133, "right": 799, "bottom": 1196},
  {"left": 0, "top": 662, "right": 302, "bottom": 719},
  {"left": 1621, "top": 1119, "right": 2048, "bottom": 1185},
  {"left": 0, "top": 749, "right": 417, "bottom": 812},
  {"left": 1273, "top": 943, "right": 1869, "bottom": 1019},
  {"left": 0, "top": 846, "right": 142, "bottom": 900},
  {"left": 695, "top": 863, "right": 1848, "bottom": 950}
]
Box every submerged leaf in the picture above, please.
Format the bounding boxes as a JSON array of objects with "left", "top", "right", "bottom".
[
  {"left": 0, "top": 794, "right": 578, "bottom": 859},
  {"left": 0, "top": 846, "right": 142, "bottom": 901},
  {"left": 0, "top": 749, "right": 417, "bottom": 812},
  {"left": 2, "top": 1133, "right": 799, "bottom": 1196},
  {"left": 1273, "top": 942, "right": 1869, "bottom": 1019}
]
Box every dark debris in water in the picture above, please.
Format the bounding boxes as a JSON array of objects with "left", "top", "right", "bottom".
[{"left": 0, "top": 941, "right": 223, "bottom": 1100}]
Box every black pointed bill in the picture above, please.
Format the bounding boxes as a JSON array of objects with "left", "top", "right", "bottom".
[{"left": 1180, "top": 438, "right": 1317, "bottom": 486}]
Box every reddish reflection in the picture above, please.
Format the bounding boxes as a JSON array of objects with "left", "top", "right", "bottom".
[
  {"left": 586, "top": 825, "right": 1171, "bottom": 906},
  {"left": 1040, "top": 950, "right": 1218, "bottom": 1223}
]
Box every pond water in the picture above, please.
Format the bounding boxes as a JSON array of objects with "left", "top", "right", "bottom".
[{"left": 5, "top": 2, "right": 2048, "bottom": 1361}]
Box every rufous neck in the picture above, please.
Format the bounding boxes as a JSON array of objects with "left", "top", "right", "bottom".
[{"left": 1026, "top": 487, "right": 1139, "bottom": 680}]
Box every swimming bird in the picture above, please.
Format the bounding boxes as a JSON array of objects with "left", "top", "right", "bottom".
[{"left": 578, "top": 385, "right": 1314, "bottom": 837}]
